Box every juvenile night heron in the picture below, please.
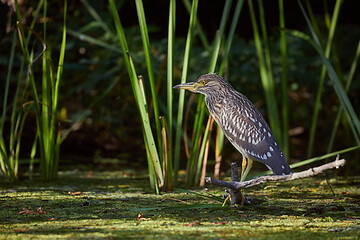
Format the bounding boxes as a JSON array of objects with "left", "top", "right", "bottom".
[{"left": 174, "top": 73, "right": 291, "bottom": 201}]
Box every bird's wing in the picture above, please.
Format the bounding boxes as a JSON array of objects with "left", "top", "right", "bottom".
[{"left": 216, "top": 96, "right": 291, "bottom": 175}]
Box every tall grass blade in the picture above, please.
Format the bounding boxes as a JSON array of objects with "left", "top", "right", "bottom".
[
  {"left": 303, "top": 0, "right": 343, "bottom": 157},
  {"left": 174, "top": 0, "right": 199, "bottom": 185},
  {"left": 52, "top": 0, "right": 67, "bottom": 177},
  {"left": 160, "top": 116, "right": 173, "bottom": 191},
  {"left": 328, "top": 41, "right": 360, "bottom": 152},
  {"left": 0, "top": 31, "right": 18, "bottom": 180},
  {"left": 144, "top": 139, "right": 159, "bottom": 194},
  {"left": 214, "top": 126, "right": 224, "bottom": 180},
  {"left": 248, "top": 0, "right": 281, "bottom": 144},
  {"left": 196, "top": 117, "right": 214, "bottom": 185},
  {"left": 182, "top": 0, "right": 209, "bottom": 51},
  {"left": 139, "top": 75, "right": 161, "bottom": 194},
  {"left": 1, "top": 31, "right": 16, "bottom": 132},
  {"left": 208, "top": 0, "right": 232, "bottom": 73},
  {"left": 109, "top": 0, "right": 163, "bottom": 191},
  {"left": 167, "top": 0, "right": 176, "bottom": 154},
  {"left": 67, "top": 29, "right": 121, "bottom": 53},
  {"left": 187, "top": 101, "right": 206, "bottom": 185},
  {"left": 135, "top": 0, "right": 163, "bottom": 166},
  {"left": 2, "top": 0, "right": 43, "bottom": 178},
  {"left": 80, "top": 0, "right": 112, "bottom": 35},
  {"left": 41, "top": 0, "right": 50, "bottom": 180},
  {"left": 287, "top": 28, "right": 360, "bottom": 145},
  {"left": 219, "top": 0, "right": 244, "bottom": 74},
  {"left": 29, "top": 132, "right": 38, "bottom": 179},
  {"left": 278, "top": 0, "right": 289, "bottom": 157},
  {"left": 304, "top": 0, "right": 323, "bottom": 47},
  {"left": 290, "top": 146, "right": 360, "bottom": 169},
  {"left": 15, "top": 0, "right": 46, "bottom": 179},
  {"left": 199, "top": 118, "right": 214, "bottom": 186}
]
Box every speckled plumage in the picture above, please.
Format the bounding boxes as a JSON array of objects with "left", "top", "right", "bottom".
[{"left": 175, "top": 73, "right": 291, "bottom": 175}]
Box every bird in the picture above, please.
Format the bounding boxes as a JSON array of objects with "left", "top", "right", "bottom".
[{"left": 174, "top": 73, "right": 292, "bottom": 202}]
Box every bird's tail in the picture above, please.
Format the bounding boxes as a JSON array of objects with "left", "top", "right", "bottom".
[{"left": 265, "top": 152, "right": 292, "bottom": 175}]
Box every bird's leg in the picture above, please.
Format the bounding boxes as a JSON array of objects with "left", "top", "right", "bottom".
[
  {"left": 241, "top": 158, "right": 253, "bottom": 182},
  {"left": 222, "top": 195, "right": 231, "bottom": 207},
  {"left": 240, "top": 156, "right": 253, "bottom": 205},
  {"left": 240, "top": 156, "right": 247, "bottom": 204},
  {"left": 240, "top": 155, "right": 246, "bottom": 182}
]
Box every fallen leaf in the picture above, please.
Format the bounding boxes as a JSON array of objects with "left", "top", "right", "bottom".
[
  {"left": 17, "top": 207, "right": 49, "bottom": 215},
  {"left": 68, "top": 191, "right": 82, "bottom": 195},
  {"left": 184, "top": 221, "right": 201, "bottom": 227},
  {"left": 18, "top": 207, "right": 36, "bottom": 215},
  {"left": 46, "top": 218, "right": 58, "bottom": 221},
  {"left": 137, "top": 213, "right": 151, "bottom": 220},
  {"left": 15, "top": 229, "right": 26, "bottom": 233}
]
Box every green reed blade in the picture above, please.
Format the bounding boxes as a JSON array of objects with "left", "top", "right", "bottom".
[
  {"left": 288, "top": 28, "right": 360, "bottom": 144},
  {"left": 278, "top": 0, "right": 289, "bottom": 158},
  {"left": 167, "top": 0, "right": 176, "bottom": 156},
  {"left": 195, "top": 116, "right": 212, "bottom": 184},
  {"left": 1, "top": 30, "right": 17, "bottom": 180},
  {"left": 302, "top": 0, "right": 343, "bottom": 157},
  {"left": 208, "top": 0, "right": 232, "bottom": 73},
  {"left": 182, "top": 0, "right": 209, "bottom": 51},
  {"left": 174, "top": 0, "right": 199, "bottom": 185},
  {"left": 219, "top": 0, "right": 244, "bottom": 74},
  {"left": 328, "top": 41, "right": 360, "bottom": 152},
  {"left": 109, "top": 0, "right": 163, "bottom": 190},
  {"left": 160, "top": 116, "right": 173, "bottom": 191},
  {"left": 67, "top": 29, "right": 122, "bottom": 53},
  {"left": 248, "top": 0, "right": 281, "bottom": 144},
  {"left": 135, "top": 0, "right": 163, "bottom": 168},
  {"left": 80, "top": 0, "right": 112, "bottom": 35}
]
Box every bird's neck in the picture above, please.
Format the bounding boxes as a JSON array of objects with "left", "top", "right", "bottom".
[{"left": 205, "top": 93, "right": 225, "bottom": 122}]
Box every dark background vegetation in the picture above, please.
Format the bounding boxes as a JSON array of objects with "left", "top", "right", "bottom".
[{"left": 0, "top": 0, "right": 359, "bottom": 176}]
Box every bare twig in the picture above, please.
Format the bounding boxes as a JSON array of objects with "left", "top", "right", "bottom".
[{"left": 205, "top": 156, "right": 345, "bottom": 207}]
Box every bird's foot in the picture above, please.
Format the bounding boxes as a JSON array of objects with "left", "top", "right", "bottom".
[
  {"left": 222, "top": 194, "right": 232, "bottom": 207},
  {"left": 223, "top": 192, "right": 252, "bottom": 207}
]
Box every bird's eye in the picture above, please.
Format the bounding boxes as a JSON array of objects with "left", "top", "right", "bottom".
[{"left": 200, "top": 80, "right": 207, "bottom": 85}]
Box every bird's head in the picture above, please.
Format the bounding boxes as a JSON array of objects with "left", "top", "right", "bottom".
[{"left": 173, "top": 73, "right": 231, "bottom": 96}]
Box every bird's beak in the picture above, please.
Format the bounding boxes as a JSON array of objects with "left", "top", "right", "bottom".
[{"left": 173, "top": 82, "right": 199, "bottom": 92}]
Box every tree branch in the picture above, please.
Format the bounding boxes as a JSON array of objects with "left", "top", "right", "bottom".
[{"left": 205, "top": 156, "right": 345, "bottom": 207}]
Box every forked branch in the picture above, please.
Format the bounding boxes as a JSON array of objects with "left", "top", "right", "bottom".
[{"left": 205, "top": 156, "right": 345, "bottom": 207}]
